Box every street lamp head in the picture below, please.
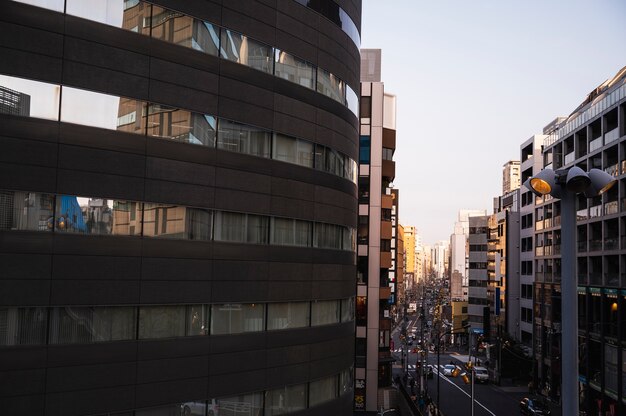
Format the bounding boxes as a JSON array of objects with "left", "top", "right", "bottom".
[
  {"left": 584, "top": 168, "right": 617, "bottom": 197},
  {"left": 525, "top": 169, "right": 558, "bottom": 197},
  {"left": 565, "top": 166, "right": 591, "bottom": 193}
]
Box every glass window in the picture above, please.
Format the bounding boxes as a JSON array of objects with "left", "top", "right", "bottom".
[
  {"left": 214, "top": 211, "right": 246, "bottom": 243},
  {"left": 316, "top": 68, "right": 344, "bottom": 104},
  {"left": 345, "top": 85, "right": 358, "bottom": 115},
  {"left": 314, "top": 223, "right": 342, "bottom": 250},
  {"left": 217, "top": 119, "right": 271, "bottom": 158},
  {"left": 296, "top": 139, "right": 314, "bottom": 168},
  {"left": 210, "top": 303, "right": 264, "bottom": 335},
  {"left": 267, "top": 302, "right": 309, "bottom": 330},
  {"left": 55, "top": 197, "right": 142, "bottom": 236},
  {"left": 186, "top": 305, "right": 209, "bottom": 336},
  {"left": 150, "top": 5, "right": 219, "bottom": 56},
  {"left": 220, "top": 29, "right": 273, "bottom": 73},
  {"left": 341, "top": 297, "right": 354, "bottom": 322},
  {"left": 271, "top": 218, "right": 311, "bottom": 247},
  {"left": 49, "top": 306, "right": 136, "bottom": 344},
  {"left": 340, "top": 367, "right": 353, "bottom": 395},
  {"left": 314, "top": 144, "right": 326, "bottom": 171},
  {"left": 311, "top": 300, "right": 339, "bottom": 326},
  {"left": 13, "top": 0, "right": 64, "bottom": 12},
  {"left": 66, "top": 0, "right": 130, "bottom": 29},
  {"left": 216, "top": 393, "right": 263, "bottom": 416},
  {"left": 138, "top": 305, "right": 185, "bottom": 339},
  {"left": 294, "top": 220, "right": 312, "bottom": 247},
  {"left": 135, "top": 403, "right": 188, "bottom": 416},
  {"left": 274, "top": 49, "right": 315, "bottom": 89},
  {"left": 264, "top": 384, "right": 307, "bottom": 416},
  {"left": 309, "top": 375, "right": 338, "bottom": 407},
  {"left": 0, "top": 74, "right": 60, "bottom": 120},
  {"left": 147, "top": 104, "right": 216, "bottom": 146},
  {"left": 273, "top": 133, "right": 297, "bottom": 165},
  {"left": 142, "top": 204, "right": 211, "bottom": 240},
  {"left": 0, "top": 190, "right": 55, "bottom": 232},
  {"left": 0, "top": 307, "right": 47, "bottom": 346},
  {"left": 247, "top": 214, "right": 269, "bottom": 244},
  {"left": 344, "top": 157, "right": 357, "bottom": 183}
]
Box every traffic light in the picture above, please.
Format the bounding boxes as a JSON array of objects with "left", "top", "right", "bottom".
[
  {"left": 451, "top": 367, "right": 460, "bottom": 377},
  {"left": 461, "top": 372, "right": 470, "bottom": 384}
]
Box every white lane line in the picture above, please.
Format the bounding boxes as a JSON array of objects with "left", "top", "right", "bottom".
[{"left": 432, "top": 369, "right": 497, "bottom": 416}]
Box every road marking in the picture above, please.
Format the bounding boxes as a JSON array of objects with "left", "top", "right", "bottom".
[{"left": 432, "top": 369, "right": 497, "bottom": 416}]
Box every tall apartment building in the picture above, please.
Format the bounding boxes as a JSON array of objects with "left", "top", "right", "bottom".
[
  {"left": 355, "top": 48, "right": 398, "bottom": 413},
  {"left": 450, "top": 209, "right": 488, "bottom": 302},
  {"left": 502, "top": 160, "right": 521, "bottom": 194},
  {"left": 403, "top": 225, "right": 416, "bottom": 275},
  {"left": 467, "top": 215, "right": 490, "bottom": 333},
  {"left": 0, "top": 1, "right": 361, "bottom": 415},
  {"left": 432, "top": 240, "right": 449, "bottom": 281},
  {"left": 530, "top": 66, "right": 626, "bottom": 414}
]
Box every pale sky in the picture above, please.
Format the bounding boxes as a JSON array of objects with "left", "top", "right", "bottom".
[{"left": 361, "top": 0, "right": 626, "bottom": 245}]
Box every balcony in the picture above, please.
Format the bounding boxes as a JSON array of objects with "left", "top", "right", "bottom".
[
  {"left": 622, "top": 236, "right": 626, "bottom": 249},
  {"left": 589, "top": 239, "right": 603, "bottom": 251},
  {"left": 604, "top": 163, "right": 619, "bottom": 178},
  {"left": 605, "top": 273, "right": 620, "bottom": 287},
  {"left": 578, "top": 274, "right": 587, "bottom": 285},
  {"left": 553, "top": 216, "right": 561, "bottom": 227},
  {"left": 382, "top": 159, "right": 395, "bottom": 181},
  {"left": 589, "top": 136, "right": 603, "bottom": 152},
  {"left": 589, "top": 273, "right": 602, "bottom": 286},
  {"left": 544, "top": 245, "right": 553, "bottom": 256},
  {"left": 577, "top": 241, "right": 586, "bottom": 252},
  {"left": 588, "top": 205, "right": 602, "bottom": 218},
  {"left": 535, "top": 220, "right": 544, "bottom": 231},
  {"left": 564, "top": 151, "right": 575, "bottom": 165},
  {"left": 604, "top": 127, "right": 620, "bottom": 144},
  {"left": 604, "top": 237, "right": 619, "bottom": 250},
  {"left": 535, "top": 246, "right": 544, "bottom": 256},
  {"left": 544, "top": 218, "right": 553, "bottom": 228},
  {"left": 605, "top": 201, "right": 619, "bottom": 215},
  {"left": 553, "top": 244, "right": 561, "bottom": 255},
  {"left": 576, "top": 209, "right": 588, "bottom": 221}
]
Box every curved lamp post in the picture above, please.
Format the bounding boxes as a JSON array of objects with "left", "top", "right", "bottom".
[
  {"left": 436, "top": 324, "right": 470, "bottom": 416},
  {"left": 525, "top": 167, "right": 616, "bottom": 416}
]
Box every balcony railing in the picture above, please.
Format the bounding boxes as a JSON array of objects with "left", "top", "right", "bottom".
[
  {"left": 535, "top": 246, "right": 544, "bottom": 256},
  {"left": 604, "top": 163, "right": 619, "bottom": 178},
  {"left": 553, "top": 216, "right": 561, "bottom": 227},
  {"left": 604, "top": 127, "right": 620, "bottom": 144},
  {"left": 589, "top": 136, "right": 603, "bottom": 152},
  {"left": 604, "top": 237, "right": 619, "bottom": 250},
  {"left": 589, "top": 205, "right": 602, "bottom": 218},
  {"left": 605, "top": 201, "right": 619, "bottom": 215},
  {"left": 544, "top": 245, "right": 553, "bottom": 256},
  {"left": 605, "top": 273, "right": 620, "bottom": 287},
  {"left": 576, "top": 209, "right": 588, "bottom": 221},
  {"left": 589, "top": 273, "right": 603, "bottom": 285},
  {"left": 578, "top": 274, "right": 587, "bottom": 285},
  {"left": 553, "top": 244, "right": 561, "bottom": 255},
  {"left": 544, "top": 218, "right": 553, "bottom": 228},
  {"left": 577, "top": 241, "right": 587, "bottom": 252},
  {"left": 535, "top": 220, "right": 544, "bottom": 231},
  {"left": 589, "top": 240, "right": 603, "bottom": 251},
  {"left": 564, "top": 151, "right": 575, "bottom": 165},
  {"left": 622, "top": 236, "right": 626, "bottom": 249}
]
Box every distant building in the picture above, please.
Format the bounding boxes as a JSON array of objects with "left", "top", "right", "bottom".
[
  {"left": 502, "top": 160, "right": 521, "bottom": 194},
  {"left": 0, "top": 85, "right": 30, "bottom": 116}
]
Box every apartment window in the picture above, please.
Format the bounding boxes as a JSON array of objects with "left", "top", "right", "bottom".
[
  {"left": 210, "top": 303, "right": 265, "bottom": 335},
  {"left": 382, "top": 147, "right": 393, "bottom": 161}
]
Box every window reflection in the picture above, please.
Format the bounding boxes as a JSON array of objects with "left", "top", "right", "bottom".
[
  {"left": 66, "top": 0, "right": 125, "bottom": 28},
  {"left": 267, "top": 302, "right": 310, "bottom": 330},
  {"left": 211, "top": 303, "right": 265, "bottom": 335},
  {"left": 142, "top": 203, "right": 212, "bottom": 241},
  {"left": 147, "top": 104, "right": 216, "bottom": 146},
  {"left": 49, "top": 306, "right": 136, "bottom": 344},
  {"left": 217, "top": 119, "right": 271, "bottom": 158},
  {"left": 265, "top": 384, "right": 307, "bottom": 416},
  {"left": 346, "top": 85, "right": 359, "bottom": 115},
  {"left": 216, "top": 393, "right": 264, "bottom": 416},
  {"left": 0, "top": 307, "right": 47, "bottom": 346},
  {"left": 220, "top": 29, "right": 273, "bottom": 73},
  {"left": 0, "top": 75, "right": 60, "bottom": 120},
  {"left": 138, "top": 305, "right": 186, "bottom": 339},
  {"left": 150, "top": 5, "right": 219, "bottom": 56},
  {"left": 317, "top": 68, "right": 345, "bottom": 104},
  {"left": 309, "top": 376, "right": 338, "bottom": 407},
  {"left": 273, "top": 134, "right": 314, "bottom": 168},
  {"left": 62, "top": 87, "right": 127, "bottom": 130},
  {"left": 311, "top": 300, "right": 340, "bottom": 326},
  {"left": 275, "top": 49, "right": 315, "bottom": 89},
  {"left": 0, "top": 190, "right": 54, "bottom": 231},
  {"left": 55, "top": 196, "right": 142, "bottom": 236}
]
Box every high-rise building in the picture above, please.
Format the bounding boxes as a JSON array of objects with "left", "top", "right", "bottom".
[
  {"left": 467, "top": 215, "right": 490, "bottom": 333},
  {"left": 432, "top": 240, "right": 449, "bottom": 281},
  {"left": 0, "top": 1, "right": 361, "bottom": 415},
  {"left": 355, "top": 48, "right": 398, "bottom": 413},
  {"left": 403, "top": 225, "right": 416, "bottom": 275},
  {"left": 529, "top": 66, "right": 626, "bottom": 413},
  {"left": 502, "top": 160, "right": 521, "bottom": 194}
]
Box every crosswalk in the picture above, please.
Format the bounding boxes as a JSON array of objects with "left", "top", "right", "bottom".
[{"left": 401, "top": 364, "right": 451, "bottom": 371}]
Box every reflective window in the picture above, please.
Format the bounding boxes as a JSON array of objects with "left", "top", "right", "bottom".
[
  {"left": 210, "top": 303, "right": 264, "bottom": 335},
  {"left": 311, "top": 300, "right": 339, "bottom": 326},
  {"left": 142, "top": 204, "right": 212, "bottom": 240},
  {"left": 359, "top": 136, "right": 370, "bottom": 164},
  {"left": 214, "top": 211, "right": 246, "bottom": 243},
  {"left": 13, "top": 0, "right": 64, "bottom": 12},
  {"left": 187, "top": 305, "right": 209, "bottom": 336},
  {"left": 275, "top": 49, "right": 315, "bottom": 89},
  {"left": 216, "top": 392, "right": 263, "bottom": 416},
  {"left": 313, "top": 223, "right": 343, "bottom": 250},
  {"left": 317, "top": 68, "right": 345, "bottom": 104},
  {"left": 66, "top": 0, "right": 127, "bottom": 28},
  {"left": 246, "top": 214, "right": 269, "bottom": 244},
  {"left": 220, "top": 29, "right": 273, "bottom": 73},
  {"left": 0, "top": 190, "right": 55, "bottom": 232},
  {"left": 346, "top": 85, "right": 359, "bottom": 115},
  {"left": 150, "top": 5, "right": 219, "bottom": 56},
  {"left": 267, "top": 302, "right": 310, "bottom": 330},
  {"left": 309, "top": 375, "right": 338, "bottom": 407},
  {"left": 0, "top": 75, "right": 60, "bottom": 120},
  {"left": 270, "top": 218, "right": 311, "bottom": 247},
  {"left": 0, "top": 307, "right": 47, "bottom": 346},
  {"left": 340, "top": 367, "right": 353, "bottom": 394},
  {"left": 273, "top": 134, "right": 314, "bottom": 168},
  {"left": 340, "top": 297, "right": 354, "bottom": 322},
  {"left": 217, "top": 119, "right": 271, "bottom": 158},
  {"left": 55, "top": 196, "right": 142, "bottom": 236},
  {"left": 49, "top": 306, "right": 136, "bottom": 344},
  {"left": 147, "top": 104, "right": 216, "bottom": 146},
  {"left": 138, "top": 305, "right": 186, "bottom": 339},
  {"left": 264, "top": 384, "right": 307, "bottom": 416}
]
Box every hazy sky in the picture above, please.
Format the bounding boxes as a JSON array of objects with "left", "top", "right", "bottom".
[{"left": 361, "top": 0, "right": 626, "bottom": 245}]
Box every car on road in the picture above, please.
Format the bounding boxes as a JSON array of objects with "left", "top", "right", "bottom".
[
  {"left": 520, "top": 397, "right": 551, "bottom": 415},
  {"left": 473, "top": 366, "right": 489, "bottom": 383},
  {"left": 442, "top": 364, "right": 456, "bottom": 376}
]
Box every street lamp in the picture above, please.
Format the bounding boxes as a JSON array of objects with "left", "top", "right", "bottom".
[
  {"left": 525, "top": 166, "right": 616, "bottom": 416},
  {"left": 436, "top": 324, "right": 470, "bottom": 415}
]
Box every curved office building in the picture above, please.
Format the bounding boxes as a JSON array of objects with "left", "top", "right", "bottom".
[{"left": 0, "top": 1, "right": 360, "bottom": 415}]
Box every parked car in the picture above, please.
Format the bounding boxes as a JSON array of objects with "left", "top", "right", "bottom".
[
  {"left": 473, "top": 366, "right": 489, "bottom": 383},
  {"left": 442, "top": 364, "right": 456, "bottom": 376},
  {"left": 520, "top": 397, "right": 551, "bottom": 415}
]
